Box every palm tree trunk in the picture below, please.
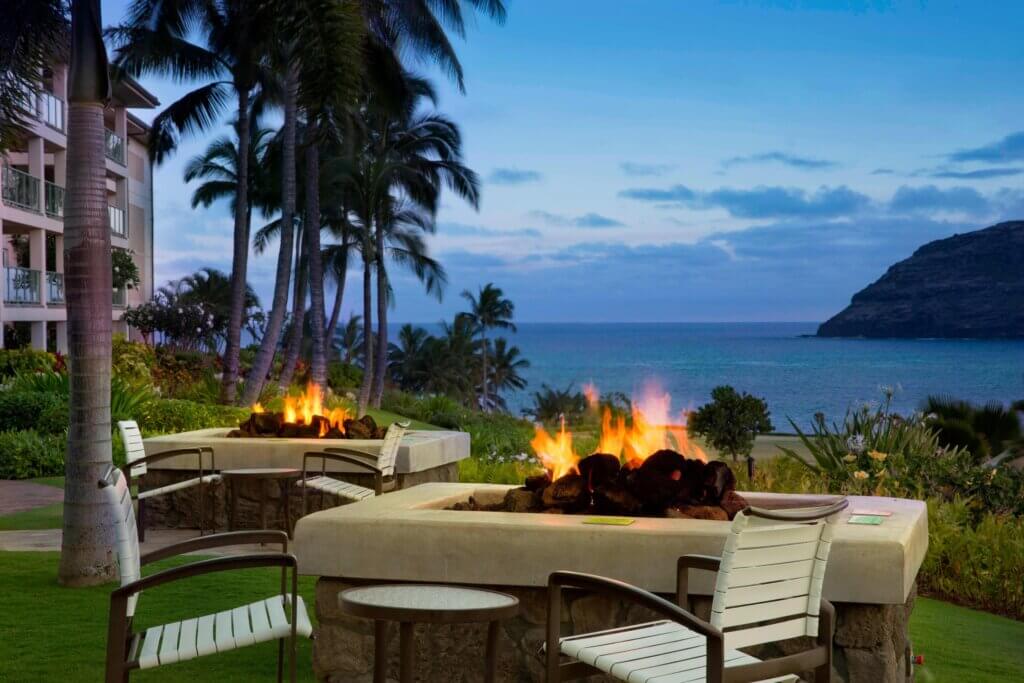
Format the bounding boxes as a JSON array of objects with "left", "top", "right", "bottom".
[
  {"left": 219, "top": 86, "right": 252, "bottom": 403},
  {"left": 278, "top": 227, "right": 306, "bottom": 389},
  {"left": 480, "top": 335, "right": 489, "bottom": 411},
  {"left": 357, "top": 228, "right": 374, "bottom": 415},
  {"left": 240, "top": 64, "right": 297, "bottom": 405},
  {"left": 304, "top": 125, "right": 327, "bottom": 388},
  {"left": 324, "top": 239, "right": 348, "bottom": 354},
  {"left": 371, "top": 224, "right": 388, "bottom": 406},
  {"left": 58, "top": 0, "right": 116, "bottom": 586}
]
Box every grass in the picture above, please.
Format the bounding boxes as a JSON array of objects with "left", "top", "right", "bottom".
[
  {"left": 0, "top": 476, "right": 65, "bottom": 531},
  {"left": 0, "top": 550, "right": 1020, "bottom": 682}
]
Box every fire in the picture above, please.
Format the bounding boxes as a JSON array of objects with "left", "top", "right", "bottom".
[
  {"left": 582, "top": 382, "right": 599, "bottom": 409},
  {"left": 530, "top": 381, "right": 706, "bottom": 479},
  {"left": 530, "top": 418, "right": 579, "bottom": 480},
  {"left": 251, "top": 382, "right": 351, "bottom": 435}
]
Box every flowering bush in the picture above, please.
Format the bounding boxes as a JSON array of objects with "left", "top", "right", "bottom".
[
  {"left": 122, "top": 292, "right": 217, "bottom": 351},
  {"left": 111, "top": 249, "right": 141, "bottom": 291}
]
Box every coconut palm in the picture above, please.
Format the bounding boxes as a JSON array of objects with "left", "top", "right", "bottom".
[
  {"left": 58, "top": 0, "right": 117, "bottom": 586},
  {"left": 461, "top": 283, "right": 516, "bottom": 409},
  {"left": 487, "top": 337, "right": 529, "bottom": 410},
  {"left": 110, "top": 0, "right": 277, "bottom": 403},
  {"left": 387, "top": 323, "right": 431, "bottom": 391},
  {"left": 175, "top": 267, "right": 261, "bottom": 350}
]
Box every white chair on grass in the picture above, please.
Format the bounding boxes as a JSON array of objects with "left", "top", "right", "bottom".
[
  {"left": 297, "top": 420, "right": 410, "bottom": 514},
  {"left": 545, "top": 498, "right": 849, "bottom": 683},
  {"left": 100, "top": 466, "right": 313, "bottom": 682},
  {"left": 117, "top": 420, "right": 221, "bottom": 541}
]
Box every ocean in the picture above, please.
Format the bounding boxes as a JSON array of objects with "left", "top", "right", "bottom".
[{"left": 481, "top": 323, "right": 1024, "bottom": 427}]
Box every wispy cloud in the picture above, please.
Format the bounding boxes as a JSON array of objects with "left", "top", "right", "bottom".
[
  {"left": 619, "top": 184, "right": 869, "bottom": 219},
  {"left": 487, "top": 167, "right": 543, "bottom": 185},
  {"left": 722, "top": 151, "right": 839, "bottom": 171},
  {"left": 927, "top": 167, "right": 1023, "bottom": 180},
  {"left": 870, "top": 168, "right": 895, "bottom": 175},
  {"left": 619, "top": 161, "right": 675, "bottom": 177},
  {"left": 528, "top": 210, "right": 625, "bottom": 228},
  {"left": 442, "top": 223, "right": 542, "bottom": 238},
  {"left": 888, "top": 185, "right": 990, "bottom": 215},
  {"left": 948, "top": 131, "right": 1024, "bottom": 163}
]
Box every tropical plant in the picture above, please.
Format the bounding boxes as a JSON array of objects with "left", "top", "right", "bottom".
[
  {"left": 173, "top": 268, "right": 262, "bottom": 348},
  {"left": 110, "top": 248, "right": 140, "bottom": 291},
  {"left": 525, "top": 384, "right": 589, "bottom": 425},
  {"left": 387, "top": 324, "right": 431, "bottom": 391},
  {"left": 487, "top": 338, "right": 529, "bottom": 410},
  {"left": 689, "top": 385, "right": 773, "bottom": 462},
  {"left": 461, "top": 283, "right": 515, "bottom": 410},
  {"left": 335, "top": 314, "right": 364, "bottom": 366},
  {"left": 923, "top": 395, "right": 1022, "bottom": 462}
]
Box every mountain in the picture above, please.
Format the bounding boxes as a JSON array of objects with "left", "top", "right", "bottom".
[{"left": 818, "top": 221, "right": 1024, "bottom": 339}]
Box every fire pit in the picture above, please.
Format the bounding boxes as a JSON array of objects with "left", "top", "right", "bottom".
[{"left": 228, "top": 383, "right": 386, "bottom": 440}]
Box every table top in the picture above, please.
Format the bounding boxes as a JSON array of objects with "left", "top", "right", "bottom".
[
  {"left": 221, "top": 468, "right": 301, "bottom": 479},
  {"left": 338, "top": 584, "right": 519, "bottom": 624}
]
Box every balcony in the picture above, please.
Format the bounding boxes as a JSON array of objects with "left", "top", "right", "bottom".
[
  {"left": 105, "top": 129, "right": 125, "bottom": 164},
  {"left": 109, "top": 204, "right": 127, "bottom": 238},
  {"left": 45, "top": 181, "right": 64, "bottom": 218},
  {"left": 40, "top": 91, "right": 65, "bottom": 132},
  {"left": 46, "top": 271, "right": 64, "bottom": 304},
  {"left": 4, "top": 267, "right": 41, "bottom": 305},
  {"left": 1, "top": 166, "right": 41, "bottom": 213}
]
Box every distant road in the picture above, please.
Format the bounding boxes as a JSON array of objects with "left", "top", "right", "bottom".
[{"left": 696, "top": 434, "right": 811, "bottom": 463}]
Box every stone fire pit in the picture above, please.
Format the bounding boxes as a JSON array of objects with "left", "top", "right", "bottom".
[
  {"left": 140, "top": 428, "right": 469, "bottom": 530},
  {"left": 295, "top": 483, "right": 927, "bottom": 683}
]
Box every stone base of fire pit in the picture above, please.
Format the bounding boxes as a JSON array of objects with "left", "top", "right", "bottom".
[
  {"left": 139, "top": 429, "right": 468, "bottom": 530},
  {"left": 296, "top": 483, "right": 927, "bottom": 683},
  {"left": 314, "top": 576, "right": 916, "bottom": 683}
]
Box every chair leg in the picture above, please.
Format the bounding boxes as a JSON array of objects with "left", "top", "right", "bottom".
[
  {"left": 137, "top": 498, "right": 146, "bottom": 544},
  {"left": 277, "top": 638, "right": 284, "bottom": 682}
]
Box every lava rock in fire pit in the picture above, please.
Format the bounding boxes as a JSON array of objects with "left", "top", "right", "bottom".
[
  {"left": 720, "top": 490, "right": 749, "bottom": 519},
  {"left": 667, "top": 505, "right": 729, "bottom": 521},
  {"left": 631, "top": 449, "right": 688, "bottom": 512},
  {"left": 504, "top": 488, "right": 542, "bottom": 513},
  {"left": 524, "top": 472, "right": 552, "bottom": 492},
  {"left": 593, "top": 481, "right": 643, "bottom": 516},
  {"left": 700, "top": 461, "right": 737, "bottom": 505},
  {"left": 578, "top": 453, "right": 621, "bottom": 490},
  {"left": 343, "top": 415, "right": 386, "bottom": 440},
  {"left": 541, "top": 473, "right": 590, "bottom": 512}
]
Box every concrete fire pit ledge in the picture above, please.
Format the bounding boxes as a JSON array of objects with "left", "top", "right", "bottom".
[
  {"left": 138, "top": 429, "right": 469, "bottom": 531},
  {"left": 297, "top": 483, "right": 927, "bottom": 683}
]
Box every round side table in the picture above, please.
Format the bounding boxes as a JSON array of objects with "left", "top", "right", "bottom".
[
  {"left": 221, "top": 468, "right": 300, "bottom": 535},
  {"left": 338, "top": 583, "right": 520, "bottom": 683}
]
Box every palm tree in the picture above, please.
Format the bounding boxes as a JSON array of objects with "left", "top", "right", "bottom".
[
  {"left": 175, "top": 267, "right": 261, "bottom": 351},
  {"left": 111, "top": 0, "right": 275, "bottom": 403},
  {"left": 461, "top": 283, "right": 516, "bottom": 410},
  {"left": 59, "top": 0, "right": 117, "bottom": 586},
  {"left": 337, "top": 314, "right": 364, "bottom": 365},
  {"left": 419, "top": 315, "right": 478, "bottom": 403},
  {"left": 487, "top": 337, "right": 529, "bottom": 410},
  {"left": 387, "top": 323, "right": 431, "bottom": 390}
]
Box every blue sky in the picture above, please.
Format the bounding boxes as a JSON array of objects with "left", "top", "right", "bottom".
[{"left": 102, "top": 0, "right": 1024, "bottom": 322}]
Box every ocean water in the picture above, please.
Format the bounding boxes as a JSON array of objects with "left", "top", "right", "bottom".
[{"left": 484, "top": 323, "right": 1024, "bottom": 427}]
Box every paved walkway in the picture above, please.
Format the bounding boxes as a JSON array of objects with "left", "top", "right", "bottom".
[
  {"left": 0, "top": 528, "right": 270, "bottom": 556},
  {"left": 0, "top": 480, "right": 64, "bottom": 515}
]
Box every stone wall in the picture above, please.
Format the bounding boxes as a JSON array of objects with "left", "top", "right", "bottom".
[
  {"left": 313, "top": 577, "right": 915, "bottom": 683},
  {"left": 138, "top": 463, "right": 460, "bottom": 532}
]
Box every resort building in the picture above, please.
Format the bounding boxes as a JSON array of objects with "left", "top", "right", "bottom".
[{"left": 0, "top": 60, "right": 157, "bottom": 351}]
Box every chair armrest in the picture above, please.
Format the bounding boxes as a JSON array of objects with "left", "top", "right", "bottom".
[
  {"left": 676, "top": 554, "right": 721, "bottom": 610},
  {"left": 307, "top": 450, "right": 383, "bottom": 474},
  {"left": 114, "top": 554, "right": 297, "bottom": 600},
  {"left": 140, "top": 530, "right": 289, "bottom": 565},
  {"left": 128, "top": 447, "right": 214, "bottom": 470},
  {"left": 549, "top": 571, "right": 722, "bottom": 640}
]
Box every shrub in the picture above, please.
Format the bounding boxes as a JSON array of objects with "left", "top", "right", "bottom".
[
  {"left": 8, "top": 371, "right": 155, "bottom": 424},
  {"left": 524, "top": 384, "right": 588, "bottom": 424},
  {"left": 137, "top": 399, "right": 250, "bottom": 435},
  {"left": 0, "top": 390, "right": 65, "bottom": 434},
  {"left": 0, "top": 430, "right": 65, "bottom": 479},
  {"left": 924, "top": 396, "right": 1022, "bottom": 461},
  {"left": 112, "top": 336, "right": 156, "bottom": 385},
  {"left": 0, "top": 349, "right": 57, "bottom": 379},
  {"left": 689, "top": 385, "right": 773, "bottom": 462},
  {"left": 327, "top": 362, "right": 363, "bottom": 393}
]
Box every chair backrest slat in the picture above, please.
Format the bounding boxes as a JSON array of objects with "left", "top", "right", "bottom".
[
  {"left": 376, "top": 421, "right": 409, "bottom": 477},
  {"left": 99, "top": 466, "right": 141, "bottom": 618},
  {"left": 710, "top": 502, "right": 845, "bottom": 650},
  {"left": 117, "top": 420, "right": 148, "bottom": 478}
]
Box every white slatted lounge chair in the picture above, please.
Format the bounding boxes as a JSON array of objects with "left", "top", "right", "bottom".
[
  {"left": 297, "top": 420, "right": 410, "bottom": 514},
  {"left": 117, "top": 420, "right": 221, "bottom": 541},
  {"left": 545, "top": 498, "right": 849, "bottom": 683},
  {"left": 99, "top": 466, "right": 313, "bottom": 683}
]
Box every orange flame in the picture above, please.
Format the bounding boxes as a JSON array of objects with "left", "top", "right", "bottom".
[
  {"left": 252, "top": 382, "right": 351, "bottom": 433},
  {"left": 530, "top": 381, "right": 706, "bottom": 479},
  {"left": 252, "top": 402, "right": 265, "bottom": 414},
  {"left": 582, "top": 382, "right": 599, "bottom": 409},
  {"left": 530, "top": 418, "right": 579, "bottom": 480}
]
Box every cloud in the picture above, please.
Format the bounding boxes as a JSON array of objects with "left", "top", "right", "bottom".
[
  {"left": 722, "top": 151, "right": 839, "bottom": 170},
  {"left": 527, "top": 210, "right": 625, "bottom": 228},
  {"left": 487, "top": 167, "right": 542, "bottom": 185},
  {"left": 888, "top": 185, "right": 990, "bottom": 215},
  {"left": 617, "top": 185, "right": 697, "bottom": 203},
  {"left": 619, "top": 183, "right": 870, "bottom": 219},
  {"left": 927, "top": 167, "right": 1023, "bottom": 180},
  {"left": 442, "top": 223, "right": 542, "bottom": 238},
  {"left": 948, "top": 131, "right": 1024, "bottom": 163},
  {"left": 870, "top": 168, "right": 895, "bottom": 175},
  {"left": 619, "top": 162, "right": 675, "bottom": 177}
]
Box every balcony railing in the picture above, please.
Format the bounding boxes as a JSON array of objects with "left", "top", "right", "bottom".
[
  {"left": 105, "top": 129, "right": 125, "bottom": 164},
  {"left": 4, "top": 267, "right": 41, "bottom": 305},
  {"left": 45, "top": 181, "right": 64, "bottom": 218},
  {"left": 1, "top": 166, "right": 41, "bottom": 213},
  {"left": 40, "top": 91, "right": 65, "bottom": 131},
  {"left": 112, "top": 286, "right": 127, "bottom": 308},
  {"left": 46, "top": 271, "right": 64, "bottom": 304},
  {"left": 109, "top": 204, "right": 127, "bottom": 238}
]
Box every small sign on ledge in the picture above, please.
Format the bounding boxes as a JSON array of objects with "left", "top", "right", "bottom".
[
  {"left": 848, "top": 514, "right": 885, "bottom": 526},
  {"left": 583, "top": 517, "right": 636, "bottom": 526}
]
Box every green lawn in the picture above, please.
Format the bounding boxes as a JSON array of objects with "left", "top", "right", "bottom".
[
  {"left": 0, "top": 476, "right": 65, "bottom": 531},
  {"left": 0, "top": 551, "right": 1021, "bottom": 682}
]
